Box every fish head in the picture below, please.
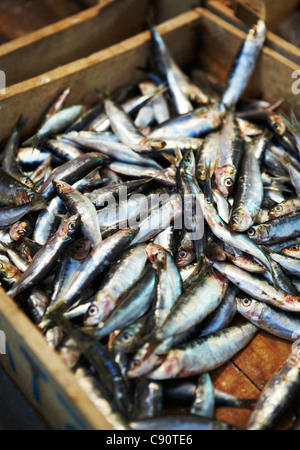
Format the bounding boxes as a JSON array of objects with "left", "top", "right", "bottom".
[
  {"left": 268, "top": 202, "right": 285, "bottom": 219},
  {"left": 147, "top": 350, "right": 183, "bottom": 380},
  {"left": 250, "top": 19, "right": 267, "bottom": 43},
  {"left": 0, "top": 258, "right": 21, "bottom": 280},
  {"left": 281, "top": 244, "right": 300, "bottom": 258},
  {"left": 196, "top": 163, "right": 207, "bottom": 182},
  {"left": 149, "top": 138, "right": 167, "bottom": 150},
  {"left": 230, "top": 207, "right": 253, "bottom": 232},
  {"left": 235, "top": 298, "right": 263, "bottom": 322},
  {"left": 180, "top": 149, "right": 196, "bottom": 178},
  {"left": 57, "top": 214, "right": 81, "bottom": 241},
  {"left": 15, "top": 188, "right": 37, "bottom": 206},
  {"left": 146, "top": 243, "right": 167, "bottom": 268},
  {"left": 269, "top": 200, "right": 297, "bottom": 220},
  {"left": 52, "top": 179, "right": 74, "bottom": 196},
  {"left": 176, "top": 240, "right": 195, "bottom": 267},
  {"left": 215, "top": 165, "right": 236, "bottom": 198},
  {"left": 84, "top": 291, "right": 114, "bottom": 327},
  {"left": 112, "top": 326, "right": 138, "bottom": 350},
  {"left": 269, "top": 112, "right": 286, "bottom": 136},
  {"left": 20, "top": 176, "right": 35, "bottom": 189},
  {"left": 69, "top": 237, "right": 92, "bottom": 261},
  {"left": 247, "top": 224, "right": 269, "bottom": 243},
  {"left": 9, "top": 220, "right": 32, "bottom": 241},
  {"left": 126, "top": 341, "right": 166, "bottom": 379}
]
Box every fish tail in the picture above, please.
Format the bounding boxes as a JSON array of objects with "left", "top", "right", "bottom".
[{"left": 22, "top": 134, "right": 40, "bottom": 149}]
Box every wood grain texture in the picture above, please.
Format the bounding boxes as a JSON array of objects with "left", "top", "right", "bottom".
[
  {"left": 207, "top": 1, "right": 300, "bottom": 64},
  {"left": 0, "top": 0, "right": 83, "bottom": 43}
]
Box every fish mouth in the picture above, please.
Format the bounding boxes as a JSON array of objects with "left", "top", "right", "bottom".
[{"left": 230, "top": 210, "right": 252, "bottom": 232}]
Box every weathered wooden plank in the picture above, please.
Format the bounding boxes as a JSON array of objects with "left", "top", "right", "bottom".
[
  {"left": 0, "top": 0, "right": 83, "bottom": 43},
  {"left": 0, "top": 9, "right": 201, "bottom": 142},
  {"left": 0, "top": 0, "right": 200, "bottom": 88},
  {"left": 0, "top": 288, "right": 117, "bottom": 430},
  {"left": 0, "top": 7, "right": 298, "bottom": 144},
  {"left": 0, "top": 0, "right": 151, "bottom": 87},
  {"left": 212, "top": 361, "right": 260, "bottom": 430},
  {"left": 233, "top": 331, "right": 293, "bottom": 391},
  {"left": 206, "top": 0, "right": 300, "bottom": 64},
  {"left": 198, "top": 8, "right": 299, "bottom": 110}
]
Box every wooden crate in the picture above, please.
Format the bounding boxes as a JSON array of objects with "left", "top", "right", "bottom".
[
  {"left": 0, "top": 5, "right": 299, "bottom": 430},
  {"left": 0, "top": 0, "right": 200, "bottom": 87},
  {"left": 206, "top": 0, "right": 300, "bottom": 63}
]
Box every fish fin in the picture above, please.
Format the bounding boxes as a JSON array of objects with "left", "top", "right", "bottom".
[
  {"left": 161, "top": 152, "right": 176, "bottom": 165},
  {"left": 30, "top": 196, "right": 48, "bottom": 212},
  {"left": 258, "top": 245, "right": 281, "bottom": 288},
  {"left": 22, "top": 134, "right": 40, "bottom": 150}
]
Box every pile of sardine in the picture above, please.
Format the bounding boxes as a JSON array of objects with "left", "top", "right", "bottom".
[{"left": 1, "top": 17, "right": 300, "bottom": 431}]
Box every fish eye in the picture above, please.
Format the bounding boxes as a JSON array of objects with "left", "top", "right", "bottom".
[
  {"left": 247, "top": 227, "right": 256, "bottom": 237},
  {"left": 233, "top": 216, "right": 242, "bottom": 224},
  {"left": 224, "top": 178, "right": 233, "bottom": 188},
  {"left": 179, "top": 251, "right": 186, "bottom": 258},
  {"left": 274, "top": 204, "right": 283, "bottom": 212},
  {"left": 273, "top": 122, "right": 281, "bottom": 131},
  {"left": 121, "top": 331, "right": 131, "bottom": 342},
  {"left": 88, "top": 305, "right": 98, "bottom": 317},
  {"left": 68, "top": 222, "right": 76, "bottom": 230},
  {"left": 242, "top": 298, "right": 252, "bottom": 307},
  {"left": 291, "top": 245, "right": 300, "bottom": 251}
]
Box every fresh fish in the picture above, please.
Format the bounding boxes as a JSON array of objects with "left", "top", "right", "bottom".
[
  {"left": 196, "top": 131, "right": 220, "bottom": 182},
  {"left": 247, "top": 350, "right": 300, "bottom": 430},
  {"left": 49, "top": 228, "right": 139, "bottom": 313},
  {"left": 281, "top": 243, "right": 300, "bottom": 259},
  {"left": 212, "top": 261, "right": 300, "bottom": 313},
  {"left": 229, "top": 141, "right": 263, "bottom": 232},
  {"left": 39, "top": 139, "right": 83, "bottom": 162},
  {"left": 236, "top": 297, "right": 300, "bottom": 341},
  {"left": 130, "top": 193, "right": 182, "bottom": 245},
  {"left": 149, "top": 265, "right": 228, "bottom": 343},
  {"left": 268, "top": 198, "right": 300, "bottom": 220},
  {"left": 107, "top": 161, "right": 176, "bottom": 186},
  {"left": 197, "top": 284, "right": 238, "bottom": 337},
  {"left": 197, "top": 188, "right": 271, "bottom": 271},
  {"left": 2, "top": 116, "right": 34, "bottom": 188},
  {"left": 132, "top": 378, "right": 163, "bottom": 421},
  {"left": 149, "top": 23, "right": 194, "bottom": 115},
  {"left": 189, "top": 374, "right": 215, "bottom": 419},
  {"left": 59, "top": 131, "right": 163, "bottom": 170},
  {"left": 149, "top": 105, "right": 224, "bottom": 139},
  {"left": 221, "top": 20, "right": 266, "bottom": 108},
  {"left": 147, "top": 322, "right": 257, "bottom": 379},
  {"left": 53, "top": 180, "right": 101, "bottom": 247},
  {"left": 0, "top": 168, "right": 43, "bottom": 207},
  {"left": 215, "top": 109, "right": 244, "bottom": 198},
  {"left": 44, "top": 238, "right": 92, "bottom": 319},
  {"left": 0, "top": 257, "right": 22, "bottom": 288},
  {"left": 104, "top": 98, "right": 166, "bottom": 152},
  {"left": 247, "top": 211, "right": 300, "bottom": 244},
  {"left": 23, "top": 105, "right": 86, "bottom": 147},
  {"left": 0, "top": 198, "right": 47, "bottom": 228},
  {"left": 129, "top": 415, "right": 236, "bottom": 430},
  {"left": 90, "top": 263, "right": 156, "bottom": 340},
  {"left": 39, "top": 153, "right": 108, "bottom": 201},
  {"left": 7, "top": 214, "right": 81, "bottom": 298}
]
